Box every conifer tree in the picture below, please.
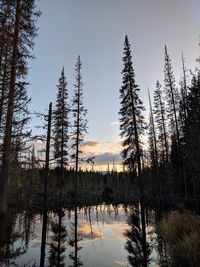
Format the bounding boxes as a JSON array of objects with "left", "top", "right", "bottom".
[
  {"left": 179, "top": 54, "right": 188, "bottom": 132},
  {"left": 153, "top": 81, "right": 169, "bottom": 163},
  {"left": 0, "top": 0, "right": 40, "bottom": 212},
  {"left": 185, "top": 73, "right": 200, "bottom": 194},
  {"left": 119, "top": 35, "right": 147, "bottom": 267},
  {"left": 148, "top": 90, "right": 158, "bottom": 170},
  {"left": 71, "top": 56, "right": 88, "bottom": 172},
  {"left": 164, "top": 46, "right": 180, "bottom": 148},
  {"left": 53, "top": 67, "right": 70, "bottom": 171},
  {"left": 71, "top": 55, "right": 87, "bottom": 265},
  {"left": 119, "top": 35, "right": 145, "bottom": 173}
]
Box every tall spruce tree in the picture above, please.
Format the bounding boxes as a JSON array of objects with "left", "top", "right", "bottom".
[
  {"left": 119, "top": 35, "right": 145, "bottom": 174},
  {"left": 71, "top": 55, "right": 87, "bottom": 265},
  {"left": 53, "top": 67, "right": 70, "bottom": 171},
  {"left": 0, "top": 0, "right": 40, "bottom": 213},
  {"left": 148, "top": 90, "right": 158, "bottom": 170},
  {"left": 179, "top": 54, "right": 188, "bottom": 132},
  {"left": 164, "top": 46, "right": 180, "bottom": 148},
  {"left": 184, "top": 72, "right": 200, "bottom": 196},
  {"left": 119, "top": 35, "right": 147, "bottom": 267},
  {"left": 71, "top": 56, "right": 88, "bottom": 171},
  {"left": 153, "top": 81, "right": 169, "bottom": 163}
]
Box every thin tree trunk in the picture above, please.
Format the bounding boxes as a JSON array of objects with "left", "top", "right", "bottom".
[
  {"left": 0, "top": 49, "right": 9, "bottom": 125},
  {"left": 181, "top": 54, "right": 188, "bottom": 198},
  {"left": 167, "top": 67, "right": 180, "bottom": 149},
  {"left": 158, "top": 93, "right": 168, "bottom": 162},
  {"left": 40, "top": 102, "right": 52, "bottom": 267},
  {"left": 74, "top": 64, "right": 81, "bottom": 267},
  {"left": 57, "top": 205, "right": 62, "bottom": 266}
]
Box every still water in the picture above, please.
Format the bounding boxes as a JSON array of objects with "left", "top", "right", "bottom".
[{"left": 0, "top": 204, "right": 169, "bottom": 266}]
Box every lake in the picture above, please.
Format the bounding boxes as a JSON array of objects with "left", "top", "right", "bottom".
[{"left": 0, "top": 203, "right": 170, "bottom": 266}]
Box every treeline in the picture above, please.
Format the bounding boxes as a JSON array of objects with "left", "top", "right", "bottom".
[
  {"left": 0, "top": 0, "right": 200, "bottom": 217},
  {"left": 119, "top": 35, "right": 200, "bottom": 199}
]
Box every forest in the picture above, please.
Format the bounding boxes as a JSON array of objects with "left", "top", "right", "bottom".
[{"left": 0, "top": 0, "right": 200, "bottom": 267}]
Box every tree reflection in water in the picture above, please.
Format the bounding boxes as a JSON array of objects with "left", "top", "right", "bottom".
[
  {"left": 48, "top": 207, "right": 67, "bottom": 267},
  {"left": 68, "top": 204, "right": 83, "bottom": 267},
  {"left": 124, "top": 206, "right": 151, "bottom": 267},
  {"left": 0, "top": 210, "right": 29, "bottom": 266}
]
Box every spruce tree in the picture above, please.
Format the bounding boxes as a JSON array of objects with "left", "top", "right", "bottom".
[
  {"left": 0, "top": 0, "right": 40, "bottom": 213},
  {"left": 71, "top": 55, "right": 87, "bottom": 265},
  {"left": 185, "top": 73, "right": 200, "bottom": 195},
  {"left": 53, "top": 67, "right": 70, "bottom": 171},
  {"left": 71, "top": 56, "right": 88, "bottom": 172},
  {"left": 153, "top": 81, "right": 169, "bottom": 163},
  {"left": 119, "top": 35, "right": 147, "bottom": 267},
  {"left": 148, "top": 90, "right": 158, "bottom": 170},
  {"left": 164, "top": 46, "right": 180, "bottom": 148},
  {"left": 119, "top": 35, "right": 145, "bottom": 173}
]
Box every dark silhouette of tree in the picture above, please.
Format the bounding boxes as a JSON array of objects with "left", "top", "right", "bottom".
[
  {"left": 40, "top": 102, "right": 52, "bottom": 267},
  {"left": 71, "top": 55, "right": 87, "bottom": 266},
  {"left": 49, "top": 208, "right": 67, "bottom": 267},
  {"left": 53, "top": 67, "right": 70, "bottom": 171},
  {"left": 119, "top": 35, "right": 145, "bottom": 174},
  {"left": 124, "top": 207, "right": 151, "bottom": 267},
  {"left": 153, "top": 81, "right": 169, "bottom": 163},
  {"left": 68, "top": 213, "right": 83, "bottom": 267},
  {"left": 164, "top": 46, "right": 180, "bottom": 148},
  {"left": 184, "top": 72, "right": 200, "bottom": 197},
  {"left": 148, "top": 90, "right": 158, "bottom": 171},
  {"left": 71, "top": 55, "right": 88, "bottom": 170},
  {"left": 0, "top": 0, "right": 40, "bottom": 213},
  {"left": 11, "top": 81, "right": 31, "bottom": 164},
  {"left": 119, "top": 35, "right": 147, "bottom": 267}
]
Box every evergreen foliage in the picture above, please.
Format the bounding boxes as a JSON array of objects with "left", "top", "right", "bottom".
[
  {"left": 119, "top": 35, "right": 145, "bottom": 172},
  {"left": 71, "top": 56, "right": 87, "bottom": 169},
  {"left": 53, "top": 68, "right": 70, "bottom": 169},
  {"left": 153, "top": 81, "right": 169, "bottom": 163}
]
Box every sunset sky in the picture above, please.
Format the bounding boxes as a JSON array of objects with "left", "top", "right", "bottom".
[{"left": 29, "top": 0, "right": 200, "bottom": 170}]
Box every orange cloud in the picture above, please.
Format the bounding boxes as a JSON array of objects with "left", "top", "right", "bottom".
[
  {"left": 80, "top": 140, "right": 103, "bottom": 154},
  {"left": 107, "top": 139, "right": 122, "bottom": 154}
]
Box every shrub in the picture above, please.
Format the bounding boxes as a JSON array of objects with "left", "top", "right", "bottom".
[{"left": 159, "top": 209, "right": 200, "bottom": 267}]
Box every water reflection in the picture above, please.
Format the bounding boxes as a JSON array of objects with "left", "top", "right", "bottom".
[
  {"left": 48, "top": 207, "right": 67, "bottom": 266},
  {"left": 124, "top": 206, "right": 151, "bottom": 266},
  {"left": 0, "top": 203, "right": 168, "bottom": 266},
  {"left": 0, "top": 209, "right": 33, "bottom": 266}
]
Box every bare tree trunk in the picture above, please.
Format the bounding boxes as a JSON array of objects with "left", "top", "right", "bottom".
[
  {"left": 74, "top": 64, "right": 81, "bottom": 267},
  {"left": 0, "top": 49, "right": 9, "bottom": 126},
  {"left": 40, "top": 102, "right": 52, "bottom": 267}
]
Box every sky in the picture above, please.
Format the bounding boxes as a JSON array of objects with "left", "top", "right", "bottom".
[{"left": 29, "top": 0, "right": 200, "bottom": 170}]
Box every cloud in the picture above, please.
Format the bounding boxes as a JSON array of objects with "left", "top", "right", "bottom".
[
  {"left": 94, "top": 152, "right": 121, "bottom": 164},
  {"left": 115, "top": 260, "right": 127, "bottom": 266},
  {"left": 82, "top": 141, "right": 102, "bottom": 147},
  {"left": 80, "top": 140, "right": 103, "bottom": 154},
  {"left": 107, "top": 139, "right": 122, "bottom": 154}
]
